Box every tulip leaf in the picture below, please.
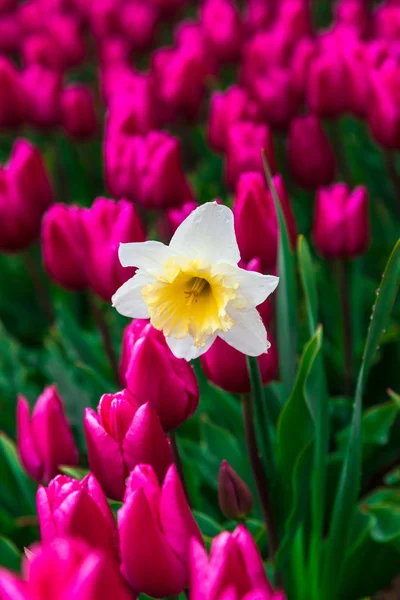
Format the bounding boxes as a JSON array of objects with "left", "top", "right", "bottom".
[
  {"left": 0, "top": 537, "right": 21, "bottom": 571},
  {"left": 59, "top": 466, "right": 89, "bottom": 480},
  {"left": 322, "top": 238, "right": 400, "bottom": 600},
  {"left": 192, "top": 510, "right": 224, "bottom": 540},
  {"left": 0, "top": 434, "right": 37, "bottom": 516},
  {"left": 262, "top": 151, "right": 297, "bottom": 397}
]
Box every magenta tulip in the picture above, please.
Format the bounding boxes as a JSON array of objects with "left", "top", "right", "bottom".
[
  {"left": 118, "top": 464, "right": 203, "bottom": 597},
  {"left": 0, "top": 57, "right": 26, "bottom": 128},
  {"left": 22, "top": 65, "right": 62, "bottom": 128},
  {"left": 0, "top": 537, "right": 132, "bottom": 600},
  {"left": 37, "top": 473, "right": 118, "bottom": 556},
  {"left": 61, "top": 84, "right": 98, "bottom": 140},
  {"left": 16, "top": 385, "right": 78, "bottom": 484},
  {"left": 120, "top": 320, "right": 199, "bottom": 431},
  {"left": 312, "top": 183, "right": 370, "bottom": 259},
  {"left": 84, "top": 389, "right": 173, "bottom": 501},
  {"left": 200, "top": 0, "right": 242, "bottom": 64}
]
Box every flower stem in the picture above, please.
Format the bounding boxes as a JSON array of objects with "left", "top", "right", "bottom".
[
  {"left": 23, "top": 249, "right": 55, "bottom": 325},
  {"left": 88, "top": 293, "right": 119, "bottom": 383},
  {"left": 337, "top": 260, "right": 353, "bottom": 395},
  {"left": 170, "top": 430, "right": 191, "bottom": 507},
  {"left": 241, "top": 391, "right": 279, "bottom": 564}
]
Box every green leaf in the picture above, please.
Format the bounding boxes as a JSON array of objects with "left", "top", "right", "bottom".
[
  {"left": 193, "top": 510, "right": 223, "bottom": 540},
  {"left": 0, "top": 434, "right": 37, "bottom": 517},
  {"left": 59, "top": 466, "right": 90, "bottom": 480},
  {"left": 322, "top": 238, "right": 400, "bottom": 600},
  {"left": 262, "top": 152, "right": 297, "bottom": 396},
  {"left": 0, "top": 537, "right": 22, "bottom": 571},
  {"left": 297, "top": 235, "right": 318, "bottom": 332}
]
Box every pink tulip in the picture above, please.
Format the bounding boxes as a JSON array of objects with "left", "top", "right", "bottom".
[
  {"left": 119, "top": 0, "right": 158, "bottom": 51},
  {"left": 0, "top": 537, "right": 132, "bottom": 600},
  {"left": 22, "top": 65, "right": 62, "bottom": 128},
  {"left": 307, "top": 43, "right": 347, "bottom": 117},
  {"left": 290, "top": 37, "right": 317, "bottom": 97},
  {"left": 41, "top": 204, "right": 87, "bottom": 291},
  {"left": 200, "top": 0, "right": 243, "bottom": 64},
  {"left": 160, "top": 200, "right": 199, "bottom": 240},
  {"left": 61, "top": 85, "right": 98, "bottom": 140},
  {"left": 0, "top": 139, "right": 53, "bottom": 253},
  {"left": 118, "top": 464, "right": 203, "bottom": 597},
  {"left": 190, "top": 525, "right": 284, "bottom": 600},
  {"left": 84, "top": 389, "right": 173, "bottom": 501},
  {"left": 250, "top": 67, "right": 301, "bottom": 130},
  {"left": 207, "top": 85, "right": 261, "bottom": 153},
  {"left": 334, "top": 0, "right": 371, "bottom": 37},
  {"left": 233, "top": 171, "right": 297, "bottom": 270},
  {"left": 80, "top": 198, "right": 145, "bottom": 302},
  {"left": 368, "top": 57, "right": 400, "bottom": 150},
  {"left": 288, "top": 114, "right": 336, "bottom": 189},
  {"left": 104, "top": 71, "right": 158, "bottom": 131},
  {"left": 243, "top": 0, "right": 273, "bottom": 37},
  {"left": 218, "top": 460, "right": 254, "bottom": 520},
  {"left": 37, "top": 474, "right": 118, "bottom": 555},
  {"left": 0, "top": 57, "right": 26, "bottom": 128},
  {"left": 16, "top": 385, "right": 78, "bottom": 484},
  {"left": 201, "top": 332, "right": 278, "bottom": 394},
  {"left": 120, "top": 321, "right": 199, "bottom": 431},
  {"left": 374, "top": 1, "right": 400, "bottom": 42},
  {"left": 0, "top": 13, "right": 20, "bottom": 54},
  {"left": 225, "top": 122, "right": 276, "bottom": 191},
  {"left": 312, "top": 183, "right": 370, "bottom": 259}
]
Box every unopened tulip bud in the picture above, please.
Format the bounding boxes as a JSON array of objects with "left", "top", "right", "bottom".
[
  {"left": 218, "top": 460, "right": 254, "bottom": 520},
  {"left": 37, "top": 474, "right": 118, "bottom": 555},
  {"left": 307, "top": 46, "right": 347, "bottom": 117},
  {"left": 80, "top": 198, "right": 145, "bottom": 302},
  {"left": 334, "top": 0, "right": 371, "bottom": 37},
  {"left": 0, "top": 139, "right": 53, "bottom": 253},
  {"left": 41, "top": 204, "right": 87, "bottom": 291},
  {"left": 200, "top": 0, "right": 242, "bottom": 64},
  {"left": 288, "top": 114, "right": 336, "bottom": 189},
  {"left": 251, "top": 67, "right": 301, "bottom": 130},
  {"left": 84, "top": 390, "right": 173, "bottom": 501},
  {"left": 158, "top": 200, "right": 198, "bottom": 240},
  {"left": 120, "top": 321, "right": 199, "bottom": 431},
  {"left": 312, "top": 183, "right": 370, "bottom": 259},
  {"left": 118, "top": 464, "right": 203, "bottom": 597},
  {"left": 243, "top": 0, "right": 273, "bottom": 37},
  {"left": 233, "top": 171, "right": 297, "bottom": 270},
  {"left": 0, "top": 57, "right": 26, "bottom": 128},
  {"left": 61, "top": 85, "right": 98, "bottom": 140},
  {"left": 225, "top": 121, "right": 276, "bottom": 191},
  {"left": 16, "top": 386, "right": 78, "bottom": 484},
  {"left": 22, "top": 65, "right": 62, "bottom": 128},
  {"left": 119, "top": 0, "right": 158, "bottom": 51},
  {"left": 368, "top": 58, "right": 400, "bottom": 150}
]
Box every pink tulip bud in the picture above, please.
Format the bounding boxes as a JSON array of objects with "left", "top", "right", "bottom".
[
  {"left": 0, "top": 57, "right": 26, "bottom": 128},
  {"left": 368, "top": 58, "right": 400, "bottom": 149},
  {"left": 250, "top": 67, "right": 301, "bottom": 130},
  {"left": 16, "top": 385, "right": 78, "bottom": 484},
  {"left": 79, "top": 198, "right": 145, "bottom": 302},
  {"left": 218, "top": 460, "right": 254, "bottom": 519},
  {"left": 243, "top": 0, "right": 273, "bottom": 37},
  {"left": 225, "top": 121, "right": 276, "bottom": 191},
  {"left": 120, "top": 321, "right": 199, "bottom": 431},
  {"left": 307, "top": 45, "right": 347, "bottom": 117},
  {"left": 61, "top": 85, "right": 98, "bottom": 140},
  {"left": 233, "top": 171, "right": 297, "bottom": 270},
  {"left": 288, "top": 114, "right": 336, "bottom": 189},
  {"left": 334, "top": 0, "right": 371, "bottom": 37},
  {"left": 190, "top": 525, "right": 280, "bottom": 600},
  {"left": 152, "top": 0, "right": 189, "bottom": 17},
  {"left": 0, "top": 14, "right": 20, "bottom": 56},
  {"left": 290, "top": 37, "right": 317, "bottom": 96},
  {"left": 118, "top": 464, "right": 203, "bottom": 597},
  {"left": 119, "top": 0, "right": 158, "bottom": 51},
  {"left": 0, "top": 140, "right": 53, "bottom": 253},
  {"left": 174, "top": 20, "right": 217, "bottom": 75},
  {"left": 22, "top": 65, "right": 62, "bottom": 128},
  {"left": 201, "top": 332, "right": 278, "bottom": 394},
  {"left": 0, "top": 537, "right": 132, "bottom": 600},
  {"left": 240, "top": 29, "right": 291, "bottom": 86},
  {"left": 200, "top": 0, "right": 243, "bottom": 64},
  {"left": 374, "top": 2, "right": 400, "bottom": 42},
  {"left": 312, "top": 183, "right": 370, "bottom": 259},
  {"left": 275, "top": 0, "right": 311, "bottom": 43},
  {"left": 136, "top": 131, "right": 194, "bottom": 209},
  {"left": 152, "top": 41, "right": 209, "bottom": 123},
  {"left": 37, "top": 474, "right": 118, "bottom": 555},
  {"left": 159, "top": 200, "right": 199, "bottom": 240},
  {"left": 84, "top": 390, "right": 173, "bottom": 501},
  {"left": 207, "top": 85, "right": 261, "bottom": 153},
  {"left": 98, "top": 36, "right": 131, "bottom": 66}
]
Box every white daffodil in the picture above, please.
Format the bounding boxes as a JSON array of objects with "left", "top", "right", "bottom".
[{"left": 112, "top": 202, "right": 279, "bottom": 361}]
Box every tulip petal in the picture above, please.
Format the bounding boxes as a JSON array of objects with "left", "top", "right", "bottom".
[
  {"left": 166, "top": 333, "right": 217, "bottom": 361},
  {"left": 0, "top": 569, "right": 27, "bottom": 600},
  {"left": 16, "top": 395, "right": 43, "bottom": 483},
  {"left": 189, "top": 539, "right": 211, "bottom": 600},
  {"left": 219, "top": 309, "right": 269, "bottom": 357},
  {"left": 118, "top": 488, "right": 186, "bottom": 597},
  {"left": 170, "top": 202, "right": 241, "bottom": 266},
  {"left": 111, "top": 271, "right": 152, "bottom": 318},
  {"left": 118, "top": 240, "right": 173, "bottom": 271},
  {"left": 159, "top": 465, "right": 203, "bottom": 564},
  {"left": 84, "top": 408, "right": 125, "bottom": 501},
  {"left": 232, "top": 525, "right": 273, "bottom": 593},
  {"left": 123, "top": 403, "right": 173, "bottom": 482}
]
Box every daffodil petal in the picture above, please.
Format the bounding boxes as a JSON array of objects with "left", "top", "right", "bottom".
[
  {"left": 170, "top": 202, "right": 241, "bottom": 265},
  {"left": 112, "top": 272, "right": 153, "bottom": 318},
  {"left": 166, "top": 333, "right": 217, "bottom": 361},
  {"left": 119, "top": 241, "right": 174, "bottom": 273},
  {"left": 215, "top": 264, "right": 279, "bottom": 308},
  {"left": 219, "top": 308, "right": 269, "bottom": 356}
]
